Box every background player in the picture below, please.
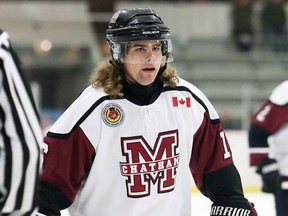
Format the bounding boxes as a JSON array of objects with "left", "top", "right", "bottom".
[
  {"left": 249, "top": 80, "right": 288, "bottom": 216},
  {"left": 34, "top": 8, "right": 257, "bottom": 216},
  {"left": 0, "top": 29, "right": 43, "bottom": 215}
]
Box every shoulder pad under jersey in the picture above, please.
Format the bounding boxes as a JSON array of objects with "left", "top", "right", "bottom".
[{"left": 269, "top": 80, "right": 288, "bottom": 106}]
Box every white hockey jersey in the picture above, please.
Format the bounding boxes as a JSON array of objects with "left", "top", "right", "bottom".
[{"left": 40, "top": 78, "right": 234, "bottom": 216}]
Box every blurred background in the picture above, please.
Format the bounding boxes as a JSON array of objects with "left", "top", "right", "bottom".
[{"left": 1, "top": 0, "right": 287, "bottom": 199}]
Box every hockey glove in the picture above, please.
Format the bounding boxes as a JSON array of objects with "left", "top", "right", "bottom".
[
  {"left": 211, "top": 198, "right": 257, "bottom": 216},
  {"left": 256, "top": 158, "right": 280, "bottom": 193}
]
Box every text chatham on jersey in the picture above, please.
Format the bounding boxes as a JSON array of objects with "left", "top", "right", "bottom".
[{"left": 120, "top": 155, "right": 179, "bottom": 175}]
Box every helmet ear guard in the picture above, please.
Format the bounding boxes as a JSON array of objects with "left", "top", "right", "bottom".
[
  {"left": 107, "top": 41, "right": 125, "bottom": 60},
  {"left": 161, "top": 39, "right": 173, "bottom": 63},
  {"left": 106, "top": 7, "right": 173, "bottom": 63}
]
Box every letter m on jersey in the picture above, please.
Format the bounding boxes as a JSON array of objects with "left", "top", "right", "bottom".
[{"left": 120, "top": 130, "right": 179, "bottom": 198}]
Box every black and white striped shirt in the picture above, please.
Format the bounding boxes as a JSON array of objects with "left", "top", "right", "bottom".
[{"left": 0, "top": 30, "right": 43, "bottom": 215}]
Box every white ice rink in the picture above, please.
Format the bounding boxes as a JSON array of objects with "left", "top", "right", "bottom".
[{"left": 61, "top": 192, "right": 275, "bottom": 215}]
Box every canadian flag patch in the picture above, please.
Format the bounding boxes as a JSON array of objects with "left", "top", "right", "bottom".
[{"left": 172, "top": 97, "right": 191, "bottom": 107}]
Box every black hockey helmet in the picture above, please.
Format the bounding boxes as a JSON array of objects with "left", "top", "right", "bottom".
[{"left": 105, "top": 7, "right": 173, "bottom": 62}]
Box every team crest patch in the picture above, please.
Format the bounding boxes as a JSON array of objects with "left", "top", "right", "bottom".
[{"left": 101, "top": 103, "right": 125, "bottom": 127}]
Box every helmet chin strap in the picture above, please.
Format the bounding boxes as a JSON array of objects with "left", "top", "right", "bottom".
[
  {"left": 109, "top": 59, "right": 126, "bottom": 81},
  {"left": 157, "top": 62, "right": 167, "bottom": 77}
]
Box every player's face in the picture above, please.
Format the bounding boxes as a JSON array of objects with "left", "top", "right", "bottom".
[{"left": 122, "top": 41, "right": 163, "bottom": 86}]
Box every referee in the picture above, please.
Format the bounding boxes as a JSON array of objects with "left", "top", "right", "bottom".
[{"left": 0, "top": 29, "right": 43, "bottom": 215}]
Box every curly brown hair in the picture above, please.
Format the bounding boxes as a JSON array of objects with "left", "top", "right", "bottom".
[{"left": 90, "top": 60, "right": 179, "bottom": 98}]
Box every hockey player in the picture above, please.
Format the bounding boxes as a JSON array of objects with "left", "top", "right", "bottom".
[
  {"left": 34, "top": 8, "right": 257, "bottom": 216},
  {"left": 249, "top": 80, "right": 288, "bottom": 216},
  {"left": 0, "top": 29, "right": 43, "bottom": 215}
]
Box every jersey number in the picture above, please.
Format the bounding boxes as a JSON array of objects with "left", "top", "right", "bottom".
[
  {"left": 220, "top": 131, "right": 231, "bottom": 159},
  {"left": 256, "top": 105, "right": 271, "bottom": 122}
]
